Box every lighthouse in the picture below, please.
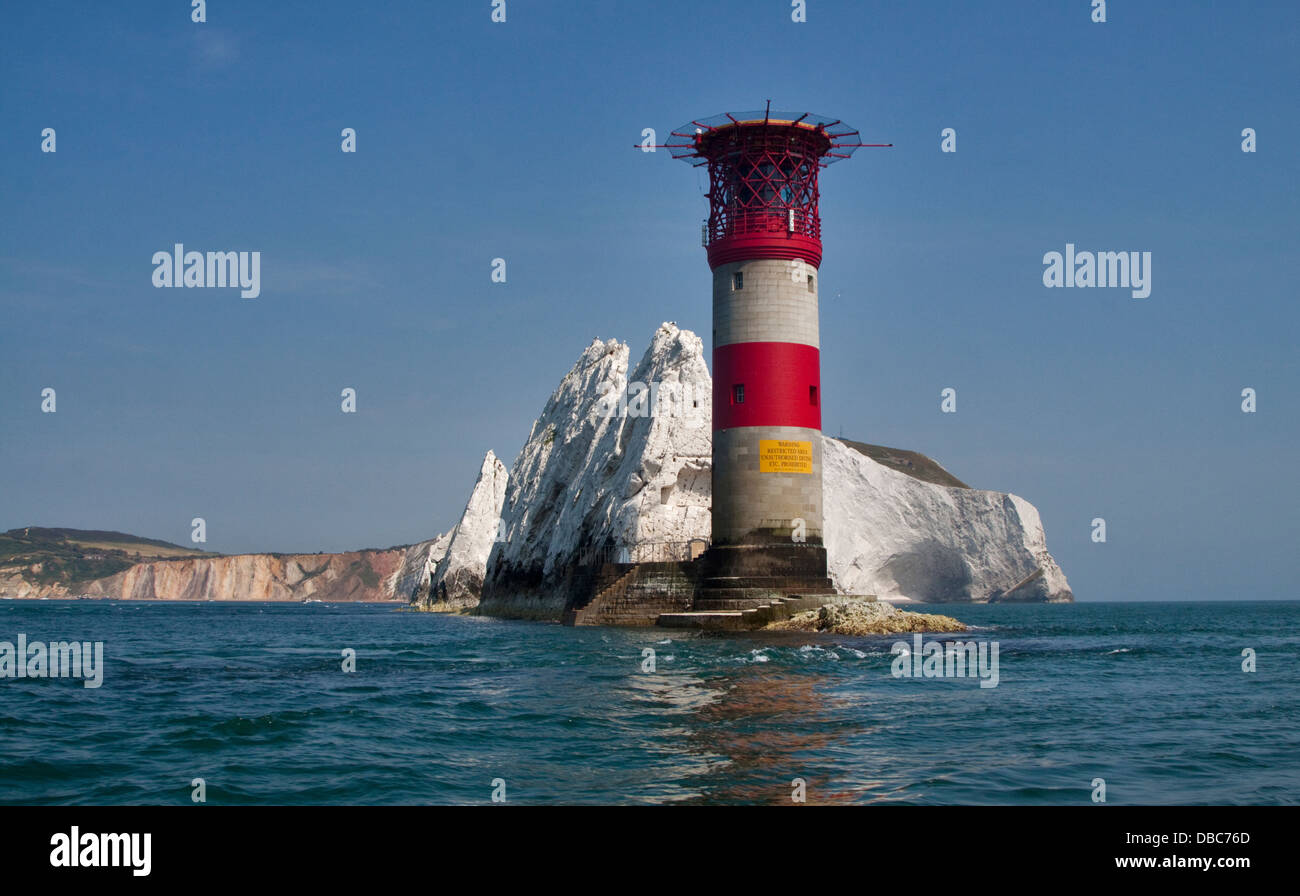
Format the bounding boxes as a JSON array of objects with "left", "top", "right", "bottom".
[{"left": 665, "top": 105, "right": 886, "bottom": 606}]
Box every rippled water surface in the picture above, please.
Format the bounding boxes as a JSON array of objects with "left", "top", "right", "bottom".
[{"left": 1, "top": 600, "right": 1296, "bottom": 804}]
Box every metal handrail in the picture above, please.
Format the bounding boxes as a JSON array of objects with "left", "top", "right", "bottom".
[{"left": 708, "top": 207, "right": 820, "bottom": 242}]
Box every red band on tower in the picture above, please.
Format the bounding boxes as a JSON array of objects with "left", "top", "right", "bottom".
[{"left": 712, "top": 342, "right": 821, "bottom": 431}]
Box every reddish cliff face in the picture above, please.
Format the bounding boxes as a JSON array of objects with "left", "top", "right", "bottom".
[
  {"left": 0, "top": 570, "right": 72, "bottom": 600},
  {"left": 80, "top": 549, "right": 409, "bottom": 602},
  {"left": 0, "top": 528, "right": 453, "bottom": 603}
]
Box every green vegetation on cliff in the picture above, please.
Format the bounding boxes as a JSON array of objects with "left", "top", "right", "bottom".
[
  {"left": 835, "top": 440, "right": 971, "bottom": 489},
  {"left": 0, "top": 527, "right": 214, "bottom": 590}
]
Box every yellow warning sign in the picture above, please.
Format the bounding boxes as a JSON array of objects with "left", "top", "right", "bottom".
[{"left": 759, "top": 439, "right": 813, "bottom": 474}]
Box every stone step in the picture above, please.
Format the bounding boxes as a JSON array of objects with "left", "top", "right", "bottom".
[
  {"left": 701, "top": 577, "right": 836, "bottom": 591},
  {"left": 656, "top": 611, "right": 751, "bottom": 631},
  {"left": 568, "top": 561, "right": 698, "bottom": 626},
  {"left": 656, "top": 604, "right": 795, "bottom": 631}
]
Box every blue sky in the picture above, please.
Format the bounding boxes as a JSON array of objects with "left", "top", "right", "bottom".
[{"left": 2, "top": 1, "right": 1297, "bottom": 601}]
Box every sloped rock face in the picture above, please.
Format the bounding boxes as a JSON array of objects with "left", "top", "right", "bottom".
[
  {"left": 14, "top": 532, "right": 452, "bottom": 604},
  {"left": 474, "top": 323, "right": 1071, "bottom": 617},
  {"left": 822, "top": 438, "right": 1073, "bottom": 603},
  {"left": 395, "top": 532, "right": 453, "bottom": 603},
  {"left": 81, "top": 549, "right": 414, "bottom": 602},
  {"left": 479, "top": 323, "right": 712, "bottom": 618},
  {"left": 2, "top": 530, "right": 453, "bottom": 603},
  {"left": 415, "top": 451, "right": 508, "bottom": 611},
  {"left": 0, "top": 572, "right": 69, "bottom": 600}
]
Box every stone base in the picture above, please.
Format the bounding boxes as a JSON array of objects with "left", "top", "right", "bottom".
[
  {"left": 691, "top": 544, "right": 834, "bottom": 612},
  {"left": 698, "top": 543, "right": 829, "bottom": 581},
  {"left": 562, "top": 545, "right": 840, "bottom": 629}
]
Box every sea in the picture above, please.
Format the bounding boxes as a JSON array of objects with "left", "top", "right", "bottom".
[{"left": 1, "top": 600, "right": 1296, "bottom": 805}]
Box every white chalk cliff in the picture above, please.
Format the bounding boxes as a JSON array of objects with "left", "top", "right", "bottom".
[
  {"left": 471, "top": 322, "right": 1070, "bottom": 615},
  {"left": 481, "top": 324, "right": 713, "bottom": 617},
  {"left": 416, "top": 450, "right": 508, "bottom": 610},
  {"left": 822, "top": 437, "right": 1071, "bottom": 602},
  {"left": 393, "top": 532, "right": 453, "bottom": 602}
]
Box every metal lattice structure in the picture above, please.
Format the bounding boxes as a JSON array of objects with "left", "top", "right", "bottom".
[{"left": 664, "top": 104, "right": 887, "bottom": 267}]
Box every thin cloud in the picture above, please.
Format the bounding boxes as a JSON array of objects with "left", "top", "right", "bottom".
[{"left": 191, "top": 29, "right": 239, "bottom": 71}]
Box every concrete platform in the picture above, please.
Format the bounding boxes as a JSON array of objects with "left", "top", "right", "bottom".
[{"left": 656, "top": 593, "right": 839, "bottom": 631}]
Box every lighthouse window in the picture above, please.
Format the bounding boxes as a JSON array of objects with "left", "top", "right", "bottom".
[
  {"left": 807, "top": 274, "right": 815, "bottom": 292},
  {"left": 732, "top": 272, "right": 743, "bottom": 291},
  {"left": 732, "top": 384, "right": 745, "bottom": 405},
  {"left": 810, "top": 386, "right": 818, "bottom": 406}
]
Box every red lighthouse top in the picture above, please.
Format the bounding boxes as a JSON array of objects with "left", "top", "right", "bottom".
[{"left": 665, "top": 105, "right": 887, "bottom": 268}]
